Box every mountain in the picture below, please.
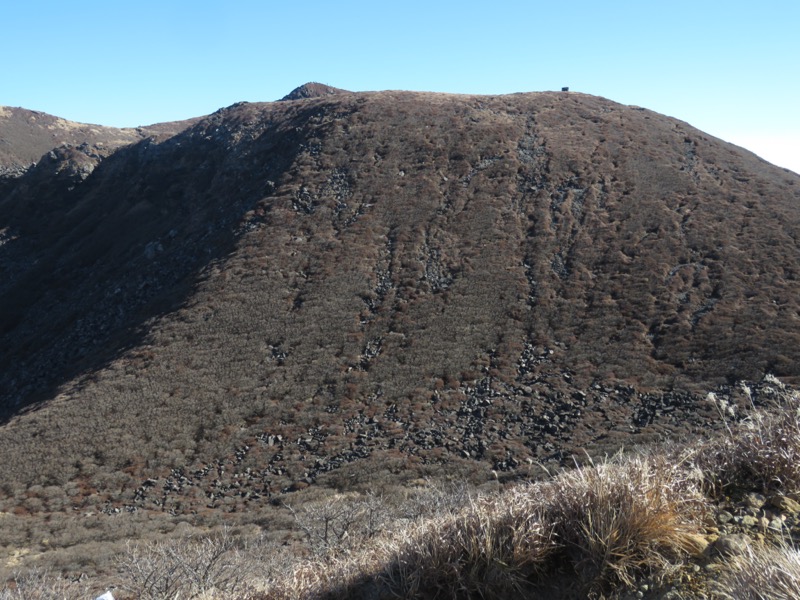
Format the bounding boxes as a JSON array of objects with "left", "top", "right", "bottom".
[{"left": 1, "top": 86, "right": 799, "bottom": 544}]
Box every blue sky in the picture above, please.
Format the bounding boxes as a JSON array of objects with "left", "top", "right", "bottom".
[{"left": 2, "top": 1, "right": 798, "bottom": 172}]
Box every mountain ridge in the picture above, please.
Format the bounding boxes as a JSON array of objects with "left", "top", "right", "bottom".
[{"left": 0, "top": 105, "right": 198, "bottom": 178}]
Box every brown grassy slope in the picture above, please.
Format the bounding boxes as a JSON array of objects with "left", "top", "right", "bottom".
[
  {"left": 12, "top": 385, "right": 799, "bottom": 599},
  {"left": 0, "top": 90, "right": 799, "bottom": 521},
  {"left": 0, "top": 105, "right": 195, "bottom": 177}
]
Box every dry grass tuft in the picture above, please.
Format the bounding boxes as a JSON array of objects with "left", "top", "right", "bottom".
[
  {"left": 695, "top": 386, "right": 800, "bottom": 495},
  {"left": 267, "top": 456, "right": 708, "bottom": 599},
  {"left": 271, "top": 488, "right": 552, "bottom": 599},
  {"left": 540, "top": 455, "right": 708, "bottom": 596},
  {"left": 378, "top": 489, "right": 552, "bottom": 599},
  {"left": 713, "top": 543, "right": 800, "bottom": 600}
]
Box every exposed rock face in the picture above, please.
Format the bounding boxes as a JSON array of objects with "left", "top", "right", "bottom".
[{"left": 1, "top": 88, "right": 799, "bottom": 509}]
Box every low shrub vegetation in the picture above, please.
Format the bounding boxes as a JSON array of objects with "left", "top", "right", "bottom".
[
  {"left": 116, "top": 528, "right": 259, "bottom": 600},
  {"left": 4, "top": 380, "right": 800, "bottom": 598},
  {"left": 0, "top": 569, "right": 90, "bottom": 600},
  {"left": 267, "top": 457, "right": 707, "bottom": 599}
]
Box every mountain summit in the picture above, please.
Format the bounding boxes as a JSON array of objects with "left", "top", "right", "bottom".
[{"left": 279, "top": 81, "right": 350, "bottom": 101}]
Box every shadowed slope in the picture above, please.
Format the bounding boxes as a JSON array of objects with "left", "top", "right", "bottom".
[{"left": 0, "top": 100, "right": 322, "bottom": 417}]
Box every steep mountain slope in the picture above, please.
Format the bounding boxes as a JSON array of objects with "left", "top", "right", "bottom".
[{"left": 1, "top": 88, "right": 799, "bottom": 523}]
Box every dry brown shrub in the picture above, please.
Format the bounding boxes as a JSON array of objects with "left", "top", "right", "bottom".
[
  {"left": 0, "top": 569, "right": 92, "bottom": 600},
  {"left": 116, "top": 528, "right": 265, "bottom": 600},
  {"left": 286, "top": 492, "right": 391, "bottom": 558}
]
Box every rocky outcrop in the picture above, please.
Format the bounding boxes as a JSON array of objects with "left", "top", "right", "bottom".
[{"left": 280, "top": 82, "right": 350, "bottom": 101}]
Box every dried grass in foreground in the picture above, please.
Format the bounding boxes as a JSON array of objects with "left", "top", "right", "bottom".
[
  {"left": 269, "top": 456, "right": 708, "bottom": 599},
  {"left": 693, "top": 381, "right": 800, "bottom": 495},
  {"left": 7, "top": 380, "right": 800, "bottom": 599},
  {"left": 0, "top": 569, "right": 91, "bottom": 600},
  {"left": 116, "top": 528, "right": 282, "bottom": 600},
  {"left": 713, "top": 544, "right": 800, "bottom": 600},
  {"left": 268, "top": 385, "right": 800, "bottom": 599}
]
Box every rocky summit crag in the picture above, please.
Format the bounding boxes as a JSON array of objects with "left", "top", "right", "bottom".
[{"left": 1, "top": 86, "right": 800, "bottom": 535}]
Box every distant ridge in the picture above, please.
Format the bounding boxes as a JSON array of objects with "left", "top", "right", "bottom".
[
  {"left": 280, "top": 82, "right": 350, "bottom": 101},
  {"left": 0, "top": 105, "right": 197, "bottom": 179}
]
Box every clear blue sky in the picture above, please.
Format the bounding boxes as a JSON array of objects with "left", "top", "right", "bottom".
[{"left": 2, "top": 0, "right": 798, "bottom": 172}]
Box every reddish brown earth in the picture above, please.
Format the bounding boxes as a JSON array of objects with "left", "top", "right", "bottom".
[{"left": 0, "top": 86, "right": 799, "bottom": 536}]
